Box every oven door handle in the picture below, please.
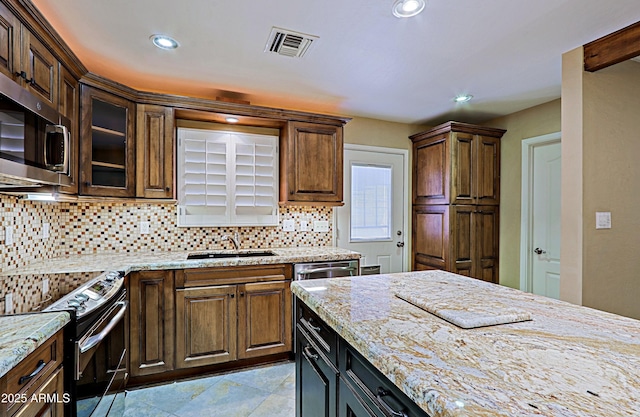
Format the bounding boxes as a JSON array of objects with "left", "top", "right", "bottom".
[
  {"left": 297, "top": 266, "right": 357, "bottom": 276},
  {"left": 79, "top": 301, "right": 127, "bottom": 354}
]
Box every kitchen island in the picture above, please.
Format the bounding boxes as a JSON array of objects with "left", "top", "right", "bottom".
[{"left": 291, "top": 270, "right": 640, "bottom": 417}]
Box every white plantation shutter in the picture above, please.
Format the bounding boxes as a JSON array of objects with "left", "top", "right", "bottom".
[{"left": 177, "top": 127, "right": 278, "bottom": 226}]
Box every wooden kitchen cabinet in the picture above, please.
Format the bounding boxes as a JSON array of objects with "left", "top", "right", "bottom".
[
  {"left": 0, "top": 329, "right": 64, "bottom": 417},
  {"left": 411, "top": 122, "right": 504, "bottom": 206},
  {"left": 175, "top": 285, "right": 237, "bottom": 368},
  {"left": 128, "top": 270, "right": 175, "bottom": 377},
  {"left": 174, "top": 264, "right": 292, "bottom": 370},
  {"left": 280, "top": 121, "right": 344, "bottom": 206},
  {"left": 80, "top": 84, "right": 136, "bottom": 197},
  {"left": 57, "top": 64, "right": 79, "bottom": 195},
  {"left": 413, "top": 205, "right": 499, "bottom": 283},
  {"left": 136, "top": 104, "right": 174, "bottom": 198},
  {"left": 237, "top": 280, "right": 292, "bottom": 359},
  {"left": 0, "top": 3, "right": 58, "bottom": 108}
]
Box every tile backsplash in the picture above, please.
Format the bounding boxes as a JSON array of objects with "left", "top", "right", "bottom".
[{"left": 0, "top": 193, "right": 334, "bottom": 274}]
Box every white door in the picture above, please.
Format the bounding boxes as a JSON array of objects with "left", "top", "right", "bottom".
[
  {"left": 529, "top": 139, "right": 561, "bottom": 298},
  {"left": 336, "top": 145, "right": 408, "bottom": 274}
]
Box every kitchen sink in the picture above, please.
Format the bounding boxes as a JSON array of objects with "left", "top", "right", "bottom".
[{"left": 187, "top": 251, "right": 276, "bottom": 260}]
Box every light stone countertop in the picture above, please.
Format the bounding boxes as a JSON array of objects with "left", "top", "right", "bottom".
[
  {"left": 1, "top": 246, "right": 361, "bottom": 276},
  {"left": 0, "top": 312, "right": 70, "bottom": 379},
  {"left": 291, "top": 270, "right": 640, "bottom": 417}
]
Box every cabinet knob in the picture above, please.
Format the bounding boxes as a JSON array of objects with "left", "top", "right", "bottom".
[
  {"left": 84, "top": 181, "right": 91, "bottom": 187},
  {"left": 165, "top": 187, "right": 170, "bottom": 192},
  {"left": 240, "top": 291, "right": 245, "bottom": 297},
  {"left": 230, "top": 293, "right": 235, "bottom": 298}
]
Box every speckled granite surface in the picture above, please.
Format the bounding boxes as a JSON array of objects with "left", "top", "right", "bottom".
[
  {"left": 291, "top": 271, "right": 640, "bottom": 417},
  {"left": 0, "top": 312, "right": 69, "bottom": 378},
  {"left": 1, "top": 247, "right": 361, "bottom": 276}
]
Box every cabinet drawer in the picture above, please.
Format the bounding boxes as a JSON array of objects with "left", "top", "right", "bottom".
[
  {"left": 296, "top": 301, "right": 338, "bottom": 366},
  {"left": 4, "top": 331, "right": 63, "bottom": 415},
  {"left": 176, "top": 264, "right": 292, "bottom": 288},
  {"left": 11, "top": 367, "right": 64, "bottom": 417},
  {"left": 340, "top": 341, "right": 430, "bottom": 417}
]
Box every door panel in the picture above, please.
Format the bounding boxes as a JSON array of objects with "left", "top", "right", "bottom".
[
  {"left": 451, "top": 132, "right": 474, "bottom": 204},
  {"left": 451, "top": 205, "right": 474, "bottom": 276},
  {"left": 337, "top": 146, "right": 407, "bottom": 274}
]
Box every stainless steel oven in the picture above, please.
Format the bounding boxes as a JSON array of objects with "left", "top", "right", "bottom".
[{"left": 44, "top": 271, "right": 128, "bottom": 417}]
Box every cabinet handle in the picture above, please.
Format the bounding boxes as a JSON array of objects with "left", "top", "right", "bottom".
[
  {"left": 376, "top": 388, "right": 409, "bottom": 417},
  {"left": 14, "top": 71, "right": 34, "bottom": 84},
  {"left": 302, "top": 345, "right": 319, "bottom": 361},
  {"left": 240, "top": 291, "right": 245, "bottom": 297},
  {"left": 19, "top": 360, "right": 46, "bottom": 385},
  {"left": 165, "top": 187, "right": 170, "bottom": 192},
  {"left": 302, "top": 317, "right": 321, "bottom": 333},
  {"left": 230, "top": 293, "right": 235, "bottom": 298},
  {"left": 84, "top": 181, "right": 91, "bottom": 187}
]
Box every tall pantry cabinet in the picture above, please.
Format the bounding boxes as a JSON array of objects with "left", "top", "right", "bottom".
[{"left": 410, "top": 122, "right": 506, "bottom": 283}]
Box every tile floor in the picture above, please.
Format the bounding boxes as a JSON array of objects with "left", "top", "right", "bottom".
[{"left": 121, "top": 361, "right": 295, "bottom": 417}]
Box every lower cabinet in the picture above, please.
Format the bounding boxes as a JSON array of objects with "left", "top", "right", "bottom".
[
  {"left": 175, "top": 285, "right": 238, "bottom": 368},
  {"left": 0, "top": 329, "right": 65, "bottom": 417},
  {"left": 129, "top": 270, "right": 175, "bottom": 377},
  {"left": 296, "top": 324, "right": 338, "bottom": 417}
]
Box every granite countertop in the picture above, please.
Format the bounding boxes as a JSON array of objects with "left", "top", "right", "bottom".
[
  {"left": 1, "top": 246, "right": 361, "bottom": 276},
  {"left": 0, "top": 312, "right": 70, "bottom": 379},
  {"left": 291, "top": 271, "right": 640, "bottom": 417}
]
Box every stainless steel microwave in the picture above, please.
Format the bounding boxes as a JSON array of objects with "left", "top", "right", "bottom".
[{"left": 0, "top": 71, "right": 71, "bottom": 188}]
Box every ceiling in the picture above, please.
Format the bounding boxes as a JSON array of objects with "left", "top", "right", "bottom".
[{"left": 30, "top": 0, "right": 640, "bottom": 125}]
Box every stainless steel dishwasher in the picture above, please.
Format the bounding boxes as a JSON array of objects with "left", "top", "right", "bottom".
[{"left": 292, "top": 259, "right": 359, "bottom": 352}]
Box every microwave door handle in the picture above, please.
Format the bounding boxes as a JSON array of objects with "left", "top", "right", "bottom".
[
  {"left": 297, "top": 266, "right": 357, "bottom": 276},
  {"left": 79, "top": 301, "right": 127, "bottom": 354}
]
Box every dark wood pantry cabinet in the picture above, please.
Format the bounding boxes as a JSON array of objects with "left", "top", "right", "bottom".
[{"left": 410, "top": 122, "right": 505, "bottom": 283}]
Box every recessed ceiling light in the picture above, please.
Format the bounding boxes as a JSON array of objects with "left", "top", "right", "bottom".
[
  {"left": 151, "top": 35, "right": 179, "bottom": 50},
  {"left": 392, "top": 0, "right": 426, "bottom": 18},
  {"left": 454, "top": 94, "right": 473, "bottom": 103},
  {"left": 225, "top": 117, "right": 239, "bottom": 123}
]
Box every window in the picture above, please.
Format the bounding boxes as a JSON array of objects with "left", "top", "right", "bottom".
[
  {"left": 350, "top": 164, "right": 392, "bottom": 241},
  {"left": 177, "top": 126, "right": 279, "bottom": 227}
]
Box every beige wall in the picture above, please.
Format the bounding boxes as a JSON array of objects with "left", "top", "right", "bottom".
[
  {"left": 482, "top": 100, "right": 562, "bottom": 289},
  {"left": 581, "top": 59, "right": 640, "bottom": 320},
  {"left": 343, "top": 116, "right": 425, "bottom": 149}
]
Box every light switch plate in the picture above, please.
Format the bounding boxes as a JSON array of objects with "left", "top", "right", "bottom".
[
  {"left": 5, "top": 293, "right": 12, "bottom": 314},
  {"left": 300, "top": 220, "right": 309, "bottom": 231},
  {"left": 596, "top": 212, "right": 611, "bottom": 229},
  {"left": 43, "top": 222, "right": 50, "bottom": 239},
  {"left": 314, "top": 220, "right": 329, "bottom": 232},
  {"left": 282, "top": 219, "right": 295, "bottom": 232},
  {"left": 43, "top": 279, "right": 49, "bottom": 295},
  {"left": 140, "top": 221, "right": 150, "bottom": 234},
  {"left": 5, "top": 226, "right": 13, "bottom": 245}
]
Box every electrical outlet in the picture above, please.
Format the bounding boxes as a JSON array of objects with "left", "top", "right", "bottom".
[
  {"left": 5, "top": 293, "right": 13, "bottom": 314},
  {"left": 43, "top": 222, "right": 50, "bottom": 239},
  {"left": 596, "top": 212, "right": 611, "bottom": 229},
  {"left": 300, "top": 220, "right": 309, "bottom": 231},
  {"left": 140, "top": 221, "right": 150, "bottom": 235},
  {"left": 282, "top": 219, "right": 295, "bottom": 232},
  {"left": 5, "top": 226, "right": 13, "bottom": 245},
  {"left": 43, "top": 279, "right": 49, "bottom": 295},
  {"left": 314, "top": 221, "right": 329, "bottom": 232}
]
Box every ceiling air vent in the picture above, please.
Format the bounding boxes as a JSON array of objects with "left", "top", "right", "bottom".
[{"left": 265, "top": 27, "right": 318, "bottom": 58}]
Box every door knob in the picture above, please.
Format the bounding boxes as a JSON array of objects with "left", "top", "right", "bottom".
[
  {"left": 534, "top": 248, "right": 546, "bottom": 255},
  {"left": 397, "top": 241, "right": 405, "bottom": 248}
]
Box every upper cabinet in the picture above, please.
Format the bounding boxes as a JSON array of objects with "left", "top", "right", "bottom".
[
  {"left": 79, "top": 84, "right": 136, "bottom": 197},
  {"left": 136, "top": 104, "right": 174, "bottom": 199},
  {"left": 57, "top": 64, "right": 79, "bottom": 194},
  {"left": 411, "top": 122, "right": 505, "bottom": 206},
  {"left": 0, "top": 2, "right": 58, "bottom": 107},
  {"left": 280, "top": 121, "right": 344, "bottom": 206}
]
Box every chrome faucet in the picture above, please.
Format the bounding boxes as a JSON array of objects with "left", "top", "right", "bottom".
[{"left": 221, "top": 232, "right": 240, "bottom": 250}]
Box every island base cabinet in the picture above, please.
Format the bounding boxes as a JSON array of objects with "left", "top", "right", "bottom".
[
  {"left": 296, "top": 327, "right": 337, "bottom": 417},
  {"left": 338, "top": 381, "right": 380, "bottom": 417}
]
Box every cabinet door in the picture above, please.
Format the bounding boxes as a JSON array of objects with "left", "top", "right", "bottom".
[
  {"left": 296, "top": 328, "right": 337, "bottom": 417},
  {"left": 80, "top": 85, "right": 136, "bottom": 197},
  {"left": 136, "top": 104, "right": 174, "bottom": 198},
  {"left": 21, "top": 29, "right": 58, "bottom": 108},
  {"left": 175, "top": 285, "right": 237, "bottom": 368},
  {"left": 475, "top": 206, "right": 499, "bottom": 283},
  {"left": 129, "top": 270, "right": 175, "bottom": 376},
  {"left": 237, "top": 280, "right": 292, "bottom": 359},
  {"left": 0, "top": 2, "right": 21, "bottom": 81},
  {"left": 282, "top": 121, "right": 343, "bottom": 204},
  {"left": 451, "top": 132, "right": 475, "bottom": 205},
  {"left": 475, "top": 135, "right": 500, "bottom": 205},
  {"left": 413, "top": 133, "right": 449, "bottom": 205},
  {"left": 450, "top": 205, "right": 475, "bottom": 277},
  {"left": 412, "top": 205, "right": 448, "bottom": 271},
  {"left": 338, "top": 381, "right": 379, "bottom": 417},
  {"left": 57, "top": 65, "right": 79, "bottom": 195}
]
